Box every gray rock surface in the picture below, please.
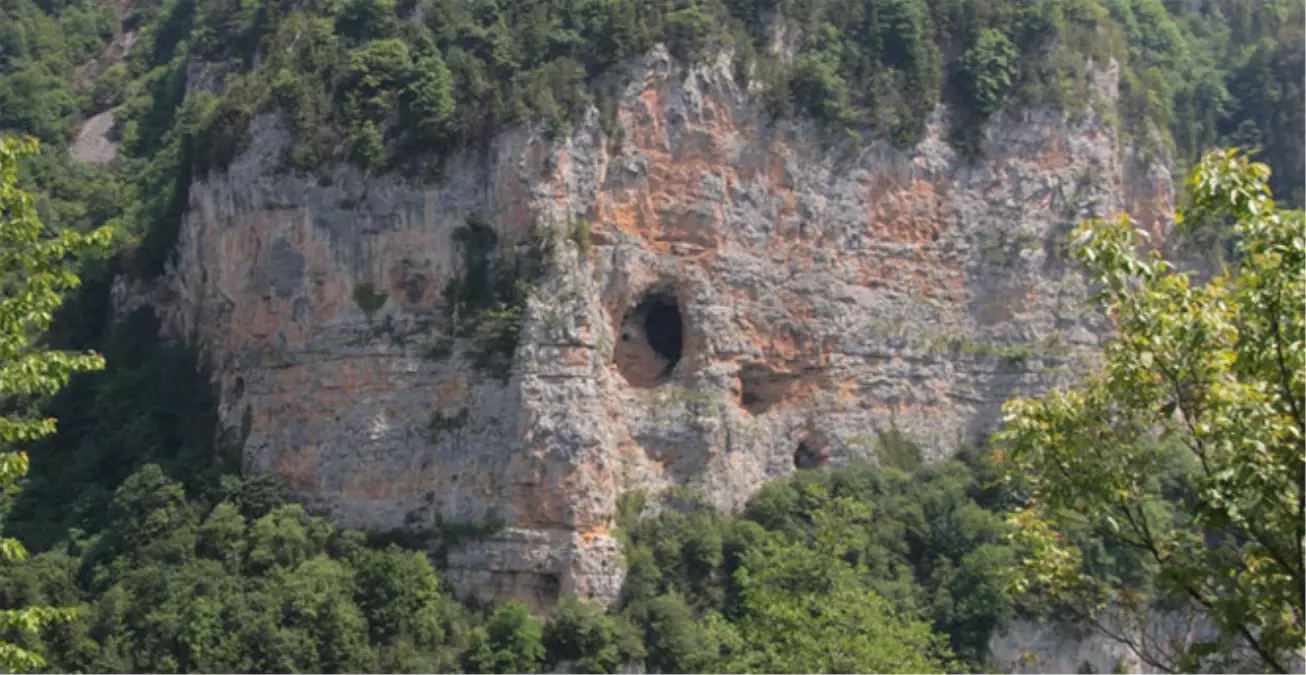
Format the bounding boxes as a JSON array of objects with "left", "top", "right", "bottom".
[
  {"left": 988, "top": 608, "right": 1304, "bottom": 674},
  {"left": 70, "top": 108, "right": 119, "bottom": 165}
]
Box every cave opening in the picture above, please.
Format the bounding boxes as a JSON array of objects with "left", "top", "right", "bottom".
[
  {"left": 641, "top": 294, "right": 683, "bottom": 366},
  {"left": 793, "top": 442, "right": 828, "bottom": 470},
  {"left": 738, "top": 364, "right": 801, "bottom": 416},
  {"left": 615, "top": 289, "right": 685, "bottom": 388}
]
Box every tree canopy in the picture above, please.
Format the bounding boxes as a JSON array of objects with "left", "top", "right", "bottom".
[{"left": 996, "top": 149, "right": 1305, "bottom": 673}]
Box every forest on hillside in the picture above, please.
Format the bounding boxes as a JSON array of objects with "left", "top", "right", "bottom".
[{"left": 0, "top": 0, "right": 1302, "bottom": 672}]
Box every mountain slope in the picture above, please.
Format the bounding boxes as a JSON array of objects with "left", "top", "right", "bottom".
[{"left": 0, "top": 0, "right": 1301, "bottom": 672}]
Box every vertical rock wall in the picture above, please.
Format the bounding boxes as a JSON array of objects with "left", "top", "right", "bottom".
[{"left": 127, "top": 46, "right": 1173, "bottom": 612}]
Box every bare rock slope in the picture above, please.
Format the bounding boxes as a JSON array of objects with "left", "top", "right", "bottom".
[{"left": 123, "top": 46, "right": 1172, "bottom": 611}]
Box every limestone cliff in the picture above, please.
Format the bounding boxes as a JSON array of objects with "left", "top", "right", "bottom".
[{"left": 115, "top": 46, "right": 1172, "bottom": 612}]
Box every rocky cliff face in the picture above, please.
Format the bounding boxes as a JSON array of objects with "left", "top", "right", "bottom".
[{"left": 117, "top": 46, "right": 1172, "bottom": 612}]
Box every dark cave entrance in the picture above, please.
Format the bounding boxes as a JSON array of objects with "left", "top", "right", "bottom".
[
  {"left": 615, "top": 289, "right": 684, "bottom": 388},
  {"left": 793, "top": 442, "right": 828, "bottom": 470},
  {"left": 640, "top": 294, "right": 683, "bottom": 366}
]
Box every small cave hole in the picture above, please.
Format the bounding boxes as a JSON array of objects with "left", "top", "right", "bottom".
[
  {"left": 793, "top": 442, "right": 828, "bottom": 470},
  {"left": 615, "top": 289, "right": 684, "bottom": 388},
  {"left": 232, "top": 376, "right": 245, "bottom": 399},
  {"left": 739, "top": 365, "right": 798, "bottom": 416},
  {"left": 643, "top": 297, "right": 683, "bottom": 364},
  {"left": 528, "top": 573, "right": 563, "bottom": 613}
]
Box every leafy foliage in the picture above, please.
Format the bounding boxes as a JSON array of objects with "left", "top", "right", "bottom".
[
  {"left": 0, "top": 137, "right": 112, "bottom": 672},
  {"left": 461, "top": 601, "right": 545, "bottom": 674},
  {"left": 542, "top": 597, "right": 644, "bottom": 674},
  {"left": 5, "top": 305, "right": 231, "bottom": 552},
  {"left": 996, "top": 149, "right": 1305, "bottom": 673},
  {"left": 40, "top": 0, "right": 1303, "bottom": 184},
  {"left": 724, "top": 499, "right": 954, "bottom": 673},
  {"left": 630, "top": 593, "right": 731, "bottom": 674},
  {"left": 2, "top": 466, "right": 470, "bottom": 673},
  {"left": 616, "top": 446, "right": 1021, "bottom": 672},
  {"left": 959, "top": 28, "right": 1018, "bottom": 117}
]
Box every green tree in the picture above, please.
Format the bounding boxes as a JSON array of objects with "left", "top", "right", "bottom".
[
  {"left": 354, "top": 546, "right": 447, "bottom": 644},
  {"left": 632, "top": 593, "right": 727, "bottom": 674},
  {"left": 461, "top": 601, "right": 546, "bottom": 674},
  {"left": 996, "top": 149, "right": 1305, "bottom": 673},
  {"left": 0, "top": 136, "right": 112, "bottom": 672},
  {"left": 102, "top": 464, "right": 197, "bottom": 565},
  {"left": 543, "top": 596, "right": 645, "bottom": 673},
  {"left": 407, "top": 53, "right": 457, "bottom": 148},
  {"left": 960, "top": 28, "right": 1018, "bottom": 116},
  {"left": 664, "top": 4, "right": 717, "bottom": 62},
  {"left": 725, "top": 498, "right": 953, "bottom": 674}
]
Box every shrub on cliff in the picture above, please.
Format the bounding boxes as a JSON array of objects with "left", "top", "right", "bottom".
[{"left": 960, "top": 28, "right": 1019, "bottom": 117}]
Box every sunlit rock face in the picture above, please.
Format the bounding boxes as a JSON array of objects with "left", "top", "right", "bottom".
[{"left": 121, "top": 45, "right": 1171, "bottom": 612}]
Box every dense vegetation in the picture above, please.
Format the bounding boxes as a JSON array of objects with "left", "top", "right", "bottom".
[
  {"left": 102, "top": 0, "right": 1306, "bottom": 176},
  {"left": 0, "top": 0, "right": 1302, "bottom": 672},
  {"left": 0, "top": 136, "right": 114, "bottom": 672},
  {"left": 612, "top": 443, "right": 1015, "bottom": 673}
]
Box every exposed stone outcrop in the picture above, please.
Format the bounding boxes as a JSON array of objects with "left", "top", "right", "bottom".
[
  {"left": 70, "top": 108, "right": 119, "bottom": 165},
  {"left": 123, "top": 44, "right": 1173, "bottom": 617},
  {"left": 987, "top": 608, "right": 1306, "bottom": 674}
]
